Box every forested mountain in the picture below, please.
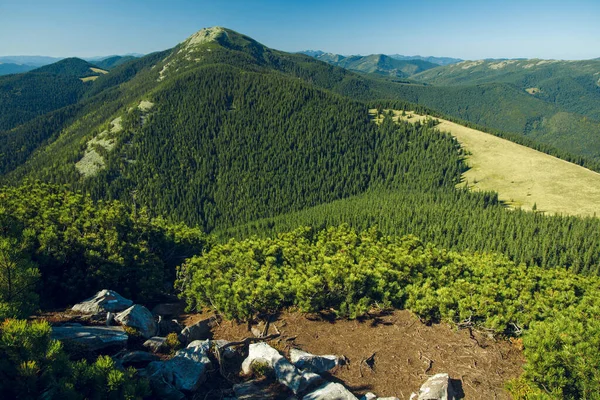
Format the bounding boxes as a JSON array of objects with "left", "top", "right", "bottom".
[
  {"left": 307, "top": 52, "right": 439, "bottom": 77},
  {"left": 94, "top": 55, "right": 138, "bottom": 70},
  {"left": 413, "top": 58, "right": 600, "bottom": 120},
  {"left": 299, "top": 52, "right": 600, "bottom": 160},
  {"left": 0, "top": 58, "right": 103, "bottom": 131},
  {"left": 4, "top": 26, "right": 600, "bottom": 399},
  {"left": 300, "top": 50, "right": 462, "bottom": 66}
]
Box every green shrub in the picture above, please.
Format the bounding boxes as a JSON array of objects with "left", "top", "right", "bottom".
[
  {"left": 0, "top": 182, "right": 209, "bottom": 309},
  {"left": 165, "top": 332, "right": 181, "bottom": 354},
  {"left": 178, "top": 224, "right": 600, "bottom": 396},
  {"left": 0, "top": 319, "right": 149, "bottom": 399},
  {"left": 520, "top": 302, "right": 600, "bottom": 399}
]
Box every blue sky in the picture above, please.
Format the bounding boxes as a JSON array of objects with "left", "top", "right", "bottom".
[{"left": 1, "top": 0, "right": 599, "bottom": 60}]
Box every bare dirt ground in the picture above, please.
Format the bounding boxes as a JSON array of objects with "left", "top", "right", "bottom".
[
  {"left": 184, "top": 309, "right": 524, "bottom": 399},
  {"left": 371, "top": 109, "right": 600, "bottom": 217}
]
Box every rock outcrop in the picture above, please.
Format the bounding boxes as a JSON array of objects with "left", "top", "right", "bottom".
[
  {"left": 51, "top": 325, "right": 128, "bottom": 351},
  {"left": 147, "top": 340, "right": 213, "bottom": 393},
  {"left": 242, "top": 342, "right": 322, "bottom": 394},
  {"left": 410, "top": 373, "right": 457, "bottom": 400},
  {"left": 71, "top": 289, "right": 133, "bottom": 314},
  {"left": 115, "top": 304, "right": 157, "bottom": 338},
  {"left": 290, "top": 348, "right": 339, "bottom": 374}
]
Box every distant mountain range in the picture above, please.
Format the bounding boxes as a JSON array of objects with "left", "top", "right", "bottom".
[
  {"left": 299, "top": 51, "right": 442, "bottom": 78},
  {"left": 299, "top": 50, "right": 462, "bottom": 66},
  {"left": 0, "top": 54, "right": 141, "bottom": 76}
]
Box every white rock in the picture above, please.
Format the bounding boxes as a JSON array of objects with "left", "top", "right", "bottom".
[
  {"left": 242, "top": 342, "right": 322, "bottom": 394},
  {"left": 303, "top": 382, "right": 358, "bottom": 400},
  {"left": 115, "top": 304, "right": 157, "bottom": 339},
  {"left": 72, "top": 289, "right": 133, "bottom": 314},
  {"left": 415, "top": 373, "right": 457, "bottom": 400},
  {"left": 290, "top": 348, "right": 339, "bottom": 373}
]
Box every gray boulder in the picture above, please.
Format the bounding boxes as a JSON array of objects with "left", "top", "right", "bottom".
[
  {"left": 115, "top": 304, "right": 157, "bottom": 338},
  {"left": 411, "top": 373, "right": 457, "bottom": 400},
  {"left": 146, "top": 362, "right": 185, "bottom": 400},
  {"left": 179, "top": 317, "right": 217, "bottom": 344},
  {"left": 146, "top": 340, "right": 213, "bottom": 392},
  {"left": 290, "top": 348, "right": 339, "bottom": 374},
  {"left": 51, "top": 325, "right": 128, "bottom": 351},
  {"left": 144, "top": 336, "right": 167, "bottom": 353},
  {"left": 71, "top": 290, "right": 133, "bottom": 314},
  {"left": 242, "top": 342, "right": 322, "bottom": 394},
  {"left": 303, "top": 382, "right": 358, "bottom": 400}
]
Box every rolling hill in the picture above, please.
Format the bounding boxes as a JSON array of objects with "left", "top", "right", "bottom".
[{"left": 0, "top": 58, "right": 105, "bottom": 131}]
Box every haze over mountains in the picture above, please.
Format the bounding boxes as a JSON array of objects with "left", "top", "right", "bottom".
[{"left": 0, "top": 54, "right": 141, "bottom": 76}]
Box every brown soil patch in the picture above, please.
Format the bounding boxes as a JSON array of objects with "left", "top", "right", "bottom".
[{"left": 183, "top": 310, "right": 524, "bottom": 399}]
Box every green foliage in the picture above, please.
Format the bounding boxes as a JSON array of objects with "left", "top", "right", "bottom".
[
  {"left": 521, "top": 302, "right": 600, "bottom": 399},
  {"left": 0, "top": 234, "right": 39, "bottom": 319},
  {"left": 0, "top": 182, "right": 208, "bottom": 309},
  {"left": 0, "top": 319, "right": 149, "bottom": 400},
  {"left": 180, "top": 224, "right": 600, "bottom": 396},
  {"left": 164, "top": 332, "right": 181, "bottom": 354}
]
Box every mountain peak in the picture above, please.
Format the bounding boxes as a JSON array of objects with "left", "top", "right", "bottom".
[{"left": 184, "top": 26, "right": 229, "bottom": 48}]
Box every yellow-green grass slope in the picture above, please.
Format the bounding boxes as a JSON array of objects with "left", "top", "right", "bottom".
[{"left": 373, "top": 109, "right": 600, "bottom": 217}]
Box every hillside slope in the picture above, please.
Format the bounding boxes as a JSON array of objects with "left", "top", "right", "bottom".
[
  {"left": 413, "top": 58, "right": 600, "bottom": 120},
  {"left": 0, "top": 58, "right": 103, "bottom": 131},
  {"left": 390, "top": 110, "right": 600, "bottom": 216}
]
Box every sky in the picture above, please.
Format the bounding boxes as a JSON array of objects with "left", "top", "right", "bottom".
[{"left": 1, "top": 0, "right": 599, "bottom": 60}]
